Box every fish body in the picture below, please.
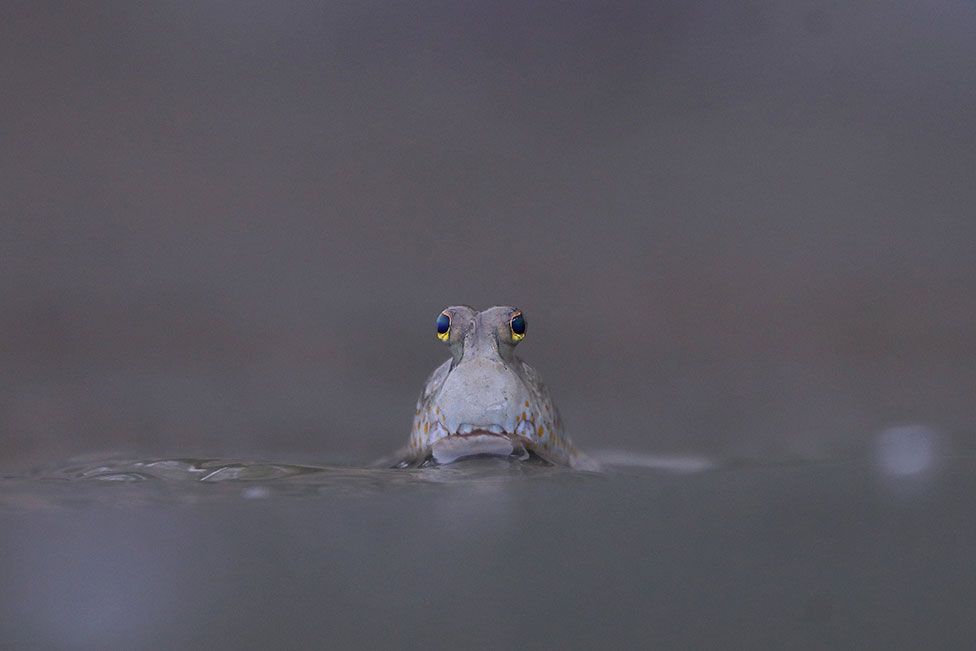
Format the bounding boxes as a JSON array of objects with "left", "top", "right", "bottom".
[{"left": 393, "top": 305, "right": 596, "bottom": 470}]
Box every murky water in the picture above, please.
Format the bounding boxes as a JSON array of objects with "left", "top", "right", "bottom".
[{"left": 2, "top": 454, "right": 974, "bottom": 650}]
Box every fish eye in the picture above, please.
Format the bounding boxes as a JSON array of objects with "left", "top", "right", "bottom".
[
  {"left": 435, "top": 312, "right": 451, "bottom": 341},
  {"left": 510, "top": 310, "right": 526, "bottom": 341}
]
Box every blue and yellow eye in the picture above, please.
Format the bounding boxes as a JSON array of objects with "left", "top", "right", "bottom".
[
  {"left": 435, "top": 312, "right": 451, "bottom": 341},
  {"left": 510, "top": 310, "right": 526, "bottom": 341}
]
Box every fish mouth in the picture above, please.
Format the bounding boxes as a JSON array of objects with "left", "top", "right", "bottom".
[
  {"left": 452, "top": 423, "right": 510, "bottom": 437},
  {"left": 432, "top": 425, "right": 519, "bottom": 464}
]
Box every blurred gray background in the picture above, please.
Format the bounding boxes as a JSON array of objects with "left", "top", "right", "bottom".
[{"left": 2, "top": 1, "right": 975, "bottom": 471}]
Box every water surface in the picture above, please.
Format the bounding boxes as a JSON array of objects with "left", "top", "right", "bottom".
[{"left": 2, "top": 455, "right": 974, "bottom": 650}]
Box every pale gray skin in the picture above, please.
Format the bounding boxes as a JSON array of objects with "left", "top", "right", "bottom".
[{"left": 393, "top": 305, "right": 597, "bottom": 470}]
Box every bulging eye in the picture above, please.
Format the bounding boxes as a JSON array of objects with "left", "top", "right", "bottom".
[
  {"left": 435, "top": 312, "right": 451, "bottom": 341},
  {"left": 510, "top": 310, "right": 526, "bottom": 341}
]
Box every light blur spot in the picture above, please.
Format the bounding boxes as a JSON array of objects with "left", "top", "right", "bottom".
[
  {"left": 242, "top": 486, "right": 271, "bottom": 499},
  {"left": 875, "top": 425, "right": 943, "bottom": 478}
]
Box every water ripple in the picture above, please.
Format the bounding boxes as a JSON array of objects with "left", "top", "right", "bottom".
[{"left": 0, "top": 456, "right": 603, "bottom": 510}]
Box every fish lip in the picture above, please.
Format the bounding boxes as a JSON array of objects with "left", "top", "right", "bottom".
[
  {"left": 447, "top": 431, "right": 514, "bottom": 442},
  {"left": 449, "top": 431, "right": 512, "bottom": 439}
]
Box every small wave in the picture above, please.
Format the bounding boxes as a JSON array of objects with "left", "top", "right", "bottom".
[{"left": 592, "top": 449, "right": 718, "bottom": 473}]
